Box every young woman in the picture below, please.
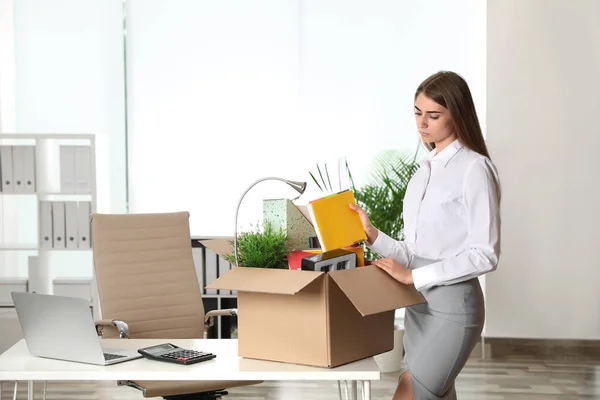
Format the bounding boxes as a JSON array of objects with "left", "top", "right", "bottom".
[{"left": 350, "top": 71, "right": 501, "bottom": 400}]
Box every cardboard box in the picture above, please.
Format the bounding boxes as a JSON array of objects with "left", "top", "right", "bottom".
[{"left": 202, "top": 238, "right": 425, "bottom": 368}]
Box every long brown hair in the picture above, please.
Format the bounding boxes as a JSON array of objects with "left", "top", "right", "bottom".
[{"left": 415, "top": 71, "right": 490, "bottom": 159}]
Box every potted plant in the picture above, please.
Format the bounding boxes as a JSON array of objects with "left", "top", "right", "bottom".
[
  {"left": 308, "top": 150, "right": 420, "bottom": 260},
  {"left": 352, "top": 149, "right": 420, "bottom": 260},
  {"left": 223, "top": 220, "right": 290, "bottom": 269}
]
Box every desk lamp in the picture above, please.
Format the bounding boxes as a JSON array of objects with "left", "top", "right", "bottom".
[{"left": 234, "top": 177, "right": 307, "bottom": 267}]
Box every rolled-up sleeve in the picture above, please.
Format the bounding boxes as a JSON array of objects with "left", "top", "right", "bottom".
[{"left": 411, "top": 157, "right": 501, "bottom": 291}]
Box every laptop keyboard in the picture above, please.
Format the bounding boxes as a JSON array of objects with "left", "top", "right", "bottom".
[{"left": 104, "top": 353, "right": 126, "bottom": 361}]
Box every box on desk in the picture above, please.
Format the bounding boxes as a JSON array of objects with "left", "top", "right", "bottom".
[{"left": 201, "top": 238, "right": 425, "bottom": 368}]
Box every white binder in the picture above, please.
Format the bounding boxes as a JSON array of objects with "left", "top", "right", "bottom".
[
  {"left": 28, "top": 256, "right": 52, "bottom": 295},
  {"left": 22, "top": 146, "right": 36, "bottom": 193},
  {"left": 52, "top": 201, "right": 66, "bottom": 249},
  {"left": 59, "top": 146, "right": 75, "bottom": 193},
  {"left": 77, "top": 201, "right": 91, "bottom": 248},
  {"left": 74, "top": 146, "right": 91, "bottom": 194},
  {"left": 0, "top": 145, "right": 14, "bottom": 193},
  {"left": 39, "top": 201, "right": 53, "bottom": 249},
  {"left": 11, "top": 146, "right": 25, "bottom": 193},
  {"left": 64, "top": 201, "right": 79, "bottom": 249}
]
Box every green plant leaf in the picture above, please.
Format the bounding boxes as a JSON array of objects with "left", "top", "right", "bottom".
[
  {"left": 324, "top": 164, "right": 332, "bottom": 192},
  {"left": 316, "top": 164, "right": 328, "bottom": 192},
  {"left": 309, "top": 171, "right": 323, "bottom": 191},
  {"left": 353, "top": 149, "right": 419, "bottom": 260},
  {"left": 345, "top": 158, "right": 356, "bottom": 190},
  {"left": 223, "top": 220, "right": 290, "bottom": 269}
]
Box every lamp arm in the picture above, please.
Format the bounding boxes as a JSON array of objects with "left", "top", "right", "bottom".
[{"left": 233, "top": 177, "right": 299, "bottom": 267}]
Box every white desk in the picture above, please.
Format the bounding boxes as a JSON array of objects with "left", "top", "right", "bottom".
[{"left": 0, "top": 338, "right": 380, "bottom": 399}]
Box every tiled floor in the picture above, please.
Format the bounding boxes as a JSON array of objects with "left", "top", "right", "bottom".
[{"left": 1, "top": 358, "right": 599, "bottom": 399}]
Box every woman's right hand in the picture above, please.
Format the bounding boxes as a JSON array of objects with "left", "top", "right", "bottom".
[{"left": 348, "top": 203, "right": 378, "bottom": 245}]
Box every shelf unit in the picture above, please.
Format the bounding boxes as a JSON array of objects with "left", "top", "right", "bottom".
[
  {"left": 192, "top": 238, "right": 238, "bottom": 339},
  {"left": 0, "top": 140, "right": 236, "bottom": 337},
  {"left": 0, "top": 134, "right": 98, "bottom": 305}
]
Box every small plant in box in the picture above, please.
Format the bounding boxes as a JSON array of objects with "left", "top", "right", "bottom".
[{"left": 223, "top": 220, "right": 290, "bottom": 269}]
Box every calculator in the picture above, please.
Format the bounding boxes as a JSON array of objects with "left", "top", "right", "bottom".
[{"left": 137, "top": 343, "right": 217, "bottom": 365}]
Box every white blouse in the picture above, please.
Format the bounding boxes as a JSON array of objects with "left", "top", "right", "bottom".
[{"left": 368, "top": 139, "right": 501, "bottom": 291}]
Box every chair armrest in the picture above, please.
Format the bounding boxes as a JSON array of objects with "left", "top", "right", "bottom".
[
  {"left": 204, "top": 308, "right": 237, "bottom": 339},
  {"left": 95, "top": 319, "right": 131, "bottom": 339}
]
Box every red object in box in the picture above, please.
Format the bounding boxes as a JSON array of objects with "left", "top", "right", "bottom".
[{"left": 287, "top": 251, "right": 315, "bottom": 270}]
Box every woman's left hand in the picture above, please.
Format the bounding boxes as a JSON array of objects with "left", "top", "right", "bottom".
[{"left": 372, "top": 258, "right": 414, "bottom": 285}]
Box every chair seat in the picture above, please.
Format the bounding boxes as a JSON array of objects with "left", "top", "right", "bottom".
[{"left": 120, "top": 379, "right": 263, "bottom": 398}]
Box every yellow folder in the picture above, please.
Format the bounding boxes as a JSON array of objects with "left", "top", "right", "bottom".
[{"left": 307, "top": 189, "right": 367, "bottom": 252}]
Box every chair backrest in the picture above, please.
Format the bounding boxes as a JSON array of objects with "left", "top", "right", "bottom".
[{"left": 91, "top": 212, "right": 205, "bottom": 339}]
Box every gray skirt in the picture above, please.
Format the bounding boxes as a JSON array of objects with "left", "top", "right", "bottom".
[{"left": 402, "top": 277, "right": 485, "bottom": 399}]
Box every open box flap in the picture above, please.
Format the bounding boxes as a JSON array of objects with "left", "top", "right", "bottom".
[
  {"left": 206, "top": 266, "right": 324, "bottom": 295},
  {"left": 200, "top": 238, "right": 235, "bottom": 259},
  {"left": 201, "top": 238, "right": 324, "bottom": 294},
  {"left": 328, "top": 265, "right": 425, "bottom": 316}
]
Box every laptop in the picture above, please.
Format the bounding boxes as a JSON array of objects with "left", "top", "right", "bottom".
[{"left": 11, "top": 292, "right": 142, "bottom": 366}]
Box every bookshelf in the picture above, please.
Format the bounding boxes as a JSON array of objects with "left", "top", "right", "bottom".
[
  {"left": 0, "top": 133, "right": 101, "bottom": 306},
  {"left": 0, "top": 142, "right": 237, "bottom": 337},
  {"left": 192, "top": 238, "right": 238, "bottom": 339}
]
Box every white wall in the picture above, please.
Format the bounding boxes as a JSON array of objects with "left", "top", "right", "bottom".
[
  {"left": 0, "top": 0, "right": 15, "bottom": 134},
  {"left": 13, "top": 0, "right": 127, "bottom": 215},
  {"left": 0, "top": 0, "right": 17, "bottom": 278},
  {"left": 485, "top": 0, "right": 600, "bottom": 339},
  {"left": 127, "top": 0, "right": 486, "bottom": 237},
  {"left": 0, "top": 0, "right": 127, "bottom": 279}
]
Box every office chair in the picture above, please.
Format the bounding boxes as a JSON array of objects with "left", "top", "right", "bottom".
[{"left": 90, "top": 211, "right": 262, "bottom": 399}]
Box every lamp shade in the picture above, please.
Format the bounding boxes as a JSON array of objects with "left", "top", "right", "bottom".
[{"left": 284, "top": 180, "right": 306, "bottom": 196}]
